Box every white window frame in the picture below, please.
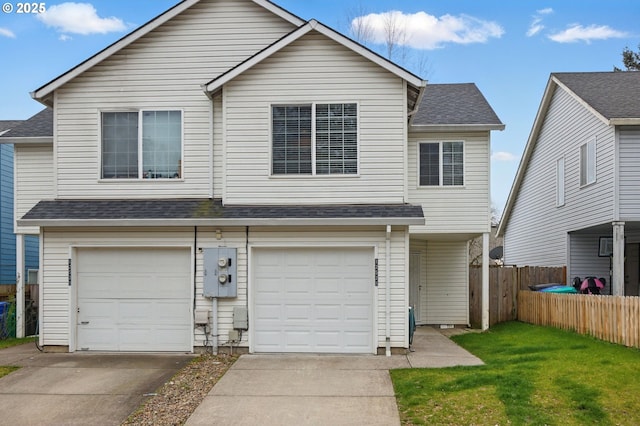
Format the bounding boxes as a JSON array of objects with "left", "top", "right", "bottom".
[
  {"left": 270, "top": 102, "right": 359, "bottom": 176},
  {"left": 556, "top": 157, "right": 565, "bottom": 207},
  {"left": 99, "top": 109, "right": 184, "bottom": 180},
  {"left": 417, "top": 141, "right": 465, "bottom": 187},
  {"left": 579, "top": 138, "right": 596, "bottom": 187}
]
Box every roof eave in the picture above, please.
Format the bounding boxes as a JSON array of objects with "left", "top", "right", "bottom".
[
  {"left": 410, "top": 123, "right": 505, "bottom": 132},
  {"left": 610, "top": 118, "right": 640, "bottom": 126},
  {"left": 0, "top": 136, "right": 53, "bottom": 145},
  {"left": 18, "top": 217, "right": 425, "bottom": 228}
]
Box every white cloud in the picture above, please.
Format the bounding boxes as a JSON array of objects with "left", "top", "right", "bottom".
[
  {"left": 491, "top": 152, "right": 517, "bottom": 162},
  {"left": 0, "top": 28, "right": 16, "bottom": 38},
  {"left": 353, "top": 11, "right": 504, "bottom": 50},
  {"left": 549, "top": 24, "right": 629, "bottom": 43},
  {"left": 59, "top": 34, "right": 73, "bottom": 41},
  {"left": 36, "top": 2, "right": 127, "bottom": 35},
  {"left": 527, "top": 8, "right": 553, "bottom": 37}
]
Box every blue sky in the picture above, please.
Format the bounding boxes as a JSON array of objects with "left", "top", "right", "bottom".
[{"left": 0, "top": 0, "right": 638, "bottom": 213}]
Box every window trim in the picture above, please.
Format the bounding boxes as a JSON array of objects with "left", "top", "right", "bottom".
[
  {"left": 269, "top": 102, "right": 360, "bottom": 177},
  {"left": 579, "top": 137, "right": 596, "bottom": 187},
  {"left": 556, "top": 157, "right": 565, "bottom": 207},
  {"left": 99, "top": 108, "right": 185, "bottom": 181},
  {"left": 417, "top": 140, "right": 466, "bottom": 188}
]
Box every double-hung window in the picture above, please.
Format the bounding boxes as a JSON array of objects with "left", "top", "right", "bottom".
[
  {"left": 101, "top": 110, "right": 182, "bottom": 179},
  {"left": 579, "top": 138, "right": 596, "bottom": 186},
  {"left": 272, "top": 103, "right": 357, "bottom": 175},
  {"left": 419, "top": 141, "right": 464, "bottom": 186}
]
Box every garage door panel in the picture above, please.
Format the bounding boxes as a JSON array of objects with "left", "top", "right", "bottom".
[
  {"left": 77, "top": 248, "right": 191, "bottom": 352},
  {"left": 254, "top": 247, "right": 374, "bottom": 354}
]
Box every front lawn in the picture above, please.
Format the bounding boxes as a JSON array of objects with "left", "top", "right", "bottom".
[{"left": 392, "top": 321, "right": 640, "bottom": 425}]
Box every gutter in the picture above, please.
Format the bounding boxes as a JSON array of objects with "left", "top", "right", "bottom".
[{"left": 18, "top": 217, "right": 426, "bottom": 228}]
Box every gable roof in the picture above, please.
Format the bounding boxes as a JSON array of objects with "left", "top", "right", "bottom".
[
  {"left": 497, "top": 71, "right": 640, "bottom": 237},
  {"left": 0, "top": 108, "right": 53, "bottom": 143},
  {"left": 553, "top": 72, "right": 640, "bottom": 125},
  {"left": 203, "top": 19, "right": 426, "bottom": 113},
  {"left": 31, "top": 0, "right": 305, "bottom": 106},
  {"left": 410, "top": 83, "right": 504, "bottom": 131}
]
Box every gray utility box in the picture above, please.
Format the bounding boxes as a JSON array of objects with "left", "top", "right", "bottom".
[{"left": 203, "top": 247, "right": 237, "bottom": 298}]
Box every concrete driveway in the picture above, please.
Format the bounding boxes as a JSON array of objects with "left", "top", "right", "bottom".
[
  {"left": 186, "top": 354, "right": 408, "bottom": 426},
  {"left": 186, "top": 327, "right": 483, "bottom": 426},
  {"left": 0, "top": 342, "right": 193, "bottom": 426}
]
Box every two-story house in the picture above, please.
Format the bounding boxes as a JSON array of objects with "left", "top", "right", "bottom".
[
  {"left": 11, "top": 0, "right": 502, "bottom": 353},
  {"left": 498, "top": 72, "right": 640, "bottom": 297}
]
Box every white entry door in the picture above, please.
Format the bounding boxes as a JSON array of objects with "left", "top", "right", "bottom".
[
  {"left": 76, "top": 247, "right": 191, "bottom": 352},
  {"left": 253, "top": 247, "right": 374, "bottom": 353}
]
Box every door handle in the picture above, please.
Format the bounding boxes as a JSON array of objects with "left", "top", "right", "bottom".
[{"left": 80, "top": 321, "right": 89, "bottom": 325}]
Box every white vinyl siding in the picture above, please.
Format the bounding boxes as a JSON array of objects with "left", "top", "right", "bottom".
[
  {"left": 53, "top": 0, "right": 295, "bottom": 199},
  {"left": 619, "top": 127, "right": 640, "bottom": 220},
  {"left": 408, "top": 132, "right": 490, "bottom": 234},
  {"left": 14, "top": 144, "right": 54, "bottom": 234},
  {"left": 223, "top": 32, "right": 407, "bottom": 204},
  {"left": 424, "top": 240, "right": 468, "bottom": 325},
  {"left": 503, "top": 87, "right": 615, "bottom": 266},
  {"left": 556, "top": 157, "right": 565, "bottom": 207}
]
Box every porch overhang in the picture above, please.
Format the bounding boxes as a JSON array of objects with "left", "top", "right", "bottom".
[{"left": 18, "top": 198, "right": 425, "bottom": 228}]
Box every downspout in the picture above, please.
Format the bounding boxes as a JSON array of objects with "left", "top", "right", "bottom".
[{"left": 385, "top": 225, "right": 391, "bottom": 357}]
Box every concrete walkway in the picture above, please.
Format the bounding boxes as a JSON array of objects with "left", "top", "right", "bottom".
[
  {"left": 0, "top": 342, "right": 193, "bottom": 426},
  {"left": 186, "top": 326, "right": 483, "bottom": 425}
]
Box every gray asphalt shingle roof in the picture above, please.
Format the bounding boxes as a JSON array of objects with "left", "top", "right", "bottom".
[
  {"left": 412, "top": 83, "right": 503, "bottom": 127},
  {"left": 0, "top": 120, "right": 23, "bottom": 134},
  {"left": 553, "top": 72, "right": 640, "bottom": 120},
  {"left": 0, "top": 108, "right": 53, "bottom": 138},
  {"left": 21, "top": 198, "right": 424, "bottom": 222}
]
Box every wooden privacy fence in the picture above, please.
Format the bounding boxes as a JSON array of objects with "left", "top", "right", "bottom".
[
  {"left": 469, "top": 266, "right": 566, "bottom": 328},
  {"left": 518, "top": 291, "right": 640, "bottom": 349},
  {"left": 0, "top": 285, "right": 39, "bottom": 306}
]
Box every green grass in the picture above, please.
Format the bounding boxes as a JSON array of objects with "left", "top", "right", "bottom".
[
  {"left": 0, "top": 336, "right": 35, "bottom": 350},
  {"left": 392, "top": 321, "right": 640, "bottom": 425},
  {"left": 0, "top": 366, "right": 18, "bottom": 379}
]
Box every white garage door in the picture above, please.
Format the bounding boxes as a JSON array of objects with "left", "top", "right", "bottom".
[
  {"left": 253, "top": 247, "right": 374, "bottom": 353},
  {"left": 76, "top": 247, "right": 191, "bottom": 352}
]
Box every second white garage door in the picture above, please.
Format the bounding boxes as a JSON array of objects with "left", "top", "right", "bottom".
[
  {"left": 76, "top": 247, "right": 192, "bottom": 352},
  {"left": 253, "top": 247, "right": 374, "bottom": 354}
]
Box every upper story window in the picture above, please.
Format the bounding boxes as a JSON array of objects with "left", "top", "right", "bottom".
[
  {"left": 579, "top": 138, "right": 596, "bottom": 186},
  {"left": 419, "top": 141, "right": 464, "bottom": 186},
  {"left": 101, "top": 110, "right": 182, "bottom": 179},
  {"left": 272, "top": 103, "right": 357, "bottom": 175}
]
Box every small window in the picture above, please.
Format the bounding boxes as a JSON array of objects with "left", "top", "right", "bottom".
[
  {"left": 556, "top": 157, "right": 565, "bottom": 206},
  {"left": 580, "top": 138, "right": 596, "bottom": 186},
  {"left": 419, "top": 141, "right": 464, "bottom": 186},
  {"left": 272, "top": 103, "right": 358, "bottom": 175},
  {"left": 101, "top": 110, "right": 182, "bottom": 179}
]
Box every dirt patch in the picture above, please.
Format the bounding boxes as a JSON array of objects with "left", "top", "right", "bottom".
[{"left": 122, "top": 353, "right": 237, "bottom": 426}]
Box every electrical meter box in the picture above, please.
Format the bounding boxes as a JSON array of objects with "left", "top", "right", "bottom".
[{"left": 203, "top": 247, "right": 237, "bottom": 298}]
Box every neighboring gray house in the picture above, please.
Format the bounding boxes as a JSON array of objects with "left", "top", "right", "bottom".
[
  {"left": 498, "top": 72, "right": 640, "bottom": 296},
  {"left": 12, "top": 0, "right": 502, "bottom": 353}
]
